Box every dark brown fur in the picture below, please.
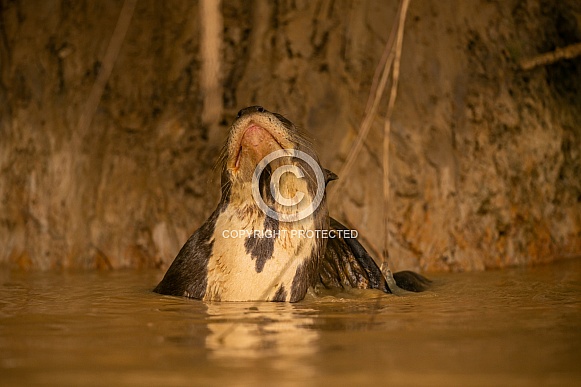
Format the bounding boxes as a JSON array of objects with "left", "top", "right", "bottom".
[{"left": 154, "top": 106, "right": 430, "bottom": 301}]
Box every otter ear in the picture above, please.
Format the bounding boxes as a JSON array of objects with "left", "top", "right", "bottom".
[{"left": 324, "top": 169, "right": 338, "bottom": 186}]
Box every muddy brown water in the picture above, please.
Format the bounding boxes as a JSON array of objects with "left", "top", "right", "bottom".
[{"left": 1, "top": 258, "right": 580, "bottom": 386}]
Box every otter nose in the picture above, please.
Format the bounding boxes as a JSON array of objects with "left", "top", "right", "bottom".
[{"left": 236, "top": 106, "right": 266, "bottom": 118}]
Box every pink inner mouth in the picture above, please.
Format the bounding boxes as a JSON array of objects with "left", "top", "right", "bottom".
[{"left": 234, "top": 125, "right": 283, "bottom": 169}]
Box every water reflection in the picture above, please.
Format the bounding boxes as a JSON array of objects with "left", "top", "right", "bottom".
[
  {"left": 204, "top": 302, "right": 318, "bottom": 374},
  {"left": 0, "top": 259, "right": 579, "bottom": 386}
]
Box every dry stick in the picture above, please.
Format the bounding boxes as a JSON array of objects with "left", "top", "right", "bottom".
[
  {"left": 520, "top": 42, "right": 581, "bottom": 71},
  {"left": 68, "top": 0, "right": 136, "bottom": 271},
  {"left": 331, "top": 4, "right": 401, "bottom": 195},
  {"left": 380, "top": 0, "right": 411, "bottom": 287},
  {"left": 363, "top": 1, "right": 402, "bottom": 117},
  {"left": 332, "top": 0, "right": 411, "bottom": 285},
  {"left": 77, "top": 0, "right": 137, "bottom": 137}
]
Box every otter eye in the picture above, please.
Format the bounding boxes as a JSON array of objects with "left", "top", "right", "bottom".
[
  {"left": 257, "top": 106, "right": 265, "bottom": 113},
  {"left": 236, "top": 109, "right": 243, "bottom": 118}
]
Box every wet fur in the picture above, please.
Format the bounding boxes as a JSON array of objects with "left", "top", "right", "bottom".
[{"left": 154, "top": 106, "right": 429, "bottom": 301}]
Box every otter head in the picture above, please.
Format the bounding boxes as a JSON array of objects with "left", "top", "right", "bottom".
[
  {"left": 155, "top": 106, "right": 333, "bottom": 302},
  {"left": 221, "top": 106, "right": 323, "bottom": 223},
  {"left": 204, "top": 106, "right": 329, "bottom": 301}
]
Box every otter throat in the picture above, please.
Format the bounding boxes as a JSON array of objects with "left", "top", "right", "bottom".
[
  {"left": 206, "top": 107, "right": 326, "bottom": 301},
  {"left": 154, "top": 106, "right": 328, "bottom": 302}
]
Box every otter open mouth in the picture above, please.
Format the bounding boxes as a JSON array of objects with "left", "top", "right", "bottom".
[
  {"left": 232, "top": 123, "right": 285, "bottom": 171},
  {"left": 226, "top": 107, "right": 301, "bottom": 175}
]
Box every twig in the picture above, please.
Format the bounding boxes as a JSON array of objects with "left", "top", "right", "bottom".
[
  {"left": 331, "top": 2, "right": 401, "bottom": 195},
  {"left": 77, "top": 0, "right": 137, "bottom": 137},
  {"left": 520, "top": 42, "right": 581, "bottom": 71},
  {"left": 381, "top": 0, "right": 411, "bottom": 278}
]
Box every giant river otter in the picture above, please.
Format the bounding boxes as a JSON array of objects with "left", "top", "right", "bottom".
[{"left": 154, "top": 106, "right": 429, "bottom": 301}]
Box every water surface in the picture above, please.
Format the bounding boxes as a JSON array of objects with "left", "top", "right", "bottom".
[{"left": 1, "top": 258, "right": 580, "bottom": 386}]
